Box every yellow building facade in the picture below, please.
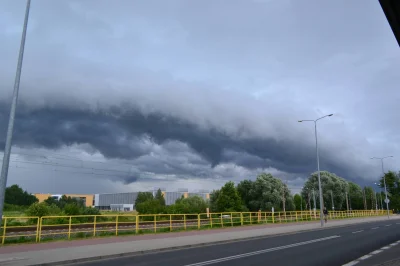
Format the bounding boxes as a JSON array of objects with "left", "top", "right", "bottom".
[{"left": 34, "top": 193, "right": 94, "bottom": 207}]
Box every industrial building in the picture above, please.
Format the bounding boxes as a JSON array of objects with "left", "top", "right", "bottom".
[
  {"left": 93, "top": 188, "right": 210, "bottom": 211},
  {"left": 35, "top": 189, "right": 210, "bottom": 212},
  {"left": 34, "top": 193, "right": 94, "bottom": 208}
]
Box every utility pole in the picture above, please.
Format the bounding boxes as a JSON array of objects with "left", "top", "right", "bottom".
[
  {"left": 345, "top": 192, "right": 349, "bottom": 211},
  {"left": 0, "top": 0, "right": 31, "bottom": 220},
  {"left": 312, "top": 188, "right": 317, "bottom": 219},
  {"left": 300, "top": 195, "right": 303, "bottom": 212},
  {"left": 349, "top": 193, "right": 352, "bottom": 210},
  {"left": 363, "top": 189, "right": 367, "bottom": 210},
  {"left": 375, "top": 192, "right": 378, "bottom": 211},
  {"left": 330, "top": 190, "right": 334, "bottom": 210},
  {"left": 370, "top": 191, "right": 374, "bottom": 210}
]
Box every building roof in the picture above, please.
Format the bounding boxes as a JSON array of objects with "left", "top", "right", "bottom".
[{"left": 380, "top": 0, "right": 400, "bottom": 46}]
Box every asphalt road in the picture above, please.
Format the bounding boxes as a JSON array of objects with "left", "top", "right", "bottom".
[{"left": 74, "top": 219, "right": 400, "bottom": 266}]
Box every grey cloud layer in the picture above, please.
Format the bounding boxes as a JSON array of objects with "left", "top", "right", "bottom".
[{"left": 1, "top": 0, "right": 399, "bottom": 191}]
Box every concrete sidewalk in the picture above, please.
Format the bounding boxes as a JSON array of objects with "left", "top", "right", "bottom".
[{"left": 0, "top": 216, "right": 399, "bottom": 266}]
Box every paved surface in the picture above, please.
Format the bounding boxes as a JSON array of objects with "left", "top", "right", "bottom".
[
  {"left": 71, "top": 219, "right": 400, "bottom": 266},
  {"left": 353, "top": 239, "right": 400, "bottom": 266},
  {"left": 0, "top": 216, "right": 398, "bottom": 266}
]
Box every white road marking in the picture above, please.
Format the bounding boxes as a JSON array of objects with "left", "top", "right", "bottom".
[
  {"left": 396, "top": 222, "right": 400, "bottom": 225},
  {"left": 371, "top": 227, "right": 379, "bottom": 230},
  {"left": 342, "top": 261, "right": 359, "bottom": 266},
  {"left": 359, "top": 255, "right": 371, "bottom": 260},
  {"left": 184, "top": 235, "right": 341, "bottom": 266},
  {"left": 343, "top": 239, "right": 400, "bottom": 266},
  {"left": 385, "top": 224, "right": 392, "bottom": 227},
  {"left": 352, "top": 230, "right": 364, "bottom": 234},
  {"left": 370, "top": 250, "right": 383, "bottom": 255}
]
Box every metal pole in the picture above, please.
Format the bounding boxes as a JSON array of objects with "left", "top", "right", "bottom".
[
  {"left": 312, "top": 188, "right": 317, "bottom": 219},
  {"left": 345, "top": 192, "right": 349, "bottom": 211},
  {"left": 300, "top": 195, "right": 303, "bottom": 212},
  {"left": 298, "top": 114, "right": 332, "bottom": 227},
  {"left": 380, "top": 191, "right": 383, "bottom": 210},
  {"left": 0, "top": 0, "right": 31, "bottom": 220},
  {"left": 349, "top": 193, "right": 352, "bottom": 210},
  {"left": 363, "top": 189, "right": 367, "bottom": 210},
  {"left": 381, "top": 159, "right": 390, "bottom": 218},
  {"left": 331, "top": 190, "right": 334, "bottom": 210},
  {"left": 314, "top": 121, "right": 324, "bottom": 227},
  {"left": 375, "top": 192, "right": 378, "bottom": 211}
]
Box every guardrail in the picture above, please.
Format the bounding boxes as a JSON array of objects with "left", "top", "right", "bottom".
[{"left": 1, "top": 210, "right": 389, "bottom": 245}]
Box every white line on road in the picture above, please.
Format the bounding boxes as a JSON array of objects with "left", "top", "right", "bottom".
[
  {"left": 371, "top": 227, "right": 379, "bottom": 230},
  {"left": 385, "top": 224, "right": 392, "bottom": 227},
  {"left": 342, "top": 261, "right": 359, "bottom": 266},
  {"left": 184, "top": 235, "right": 341, "bottom": 266},
  {"left": 359, "top": 255, "right": 371, "bottom": 260},
  {"left": 352, "top": 230, "right": 364, "bottom": 234},
  {"left": 370, "top": 250, "right": 383, "bottom": 255},
  {"left": 343, "top": 239, "right": 400, "bottom": 266},
  {"left": 396, "top": 222, "right": 400, "bottom": 225}
]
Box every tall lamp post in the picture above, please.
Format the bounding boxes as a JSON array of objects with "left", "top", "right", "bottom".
[
  {"left": 299, "top": 114, "right": 333, "bottom": 227},
  {"left": 0, "top": 0, "right": 31, "bottom": 220},
  {"left": 371, "top": 156, "right": 393, "bottom": 218}
]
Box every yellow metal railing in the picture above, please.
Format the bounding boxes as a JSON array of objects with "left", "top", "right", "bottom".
[{"left": 0, "top": 210, "right": 390, "bottom": 245}]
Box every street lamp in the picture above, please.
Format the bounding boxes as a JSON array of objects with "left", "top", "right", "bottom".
[
  {"left": 0, "top": 0, "right": 31, "bottom": 220},
  {"left": 371, "top": 156, "right": 393, "bottom": 218},
  {"left": 299, "top": 114, "right": 333, "bottom": 227}
]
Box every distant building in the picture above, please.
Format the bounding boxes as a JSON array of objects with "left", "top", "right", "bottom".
[
  {"left": 35, "top": 189, "right": 210, "bottom": 212},
  {"left": 34, "top": 193, "right": 94, "bottom": 208},
  {"left": 94, "top": 192, "right": 139, "bottom": 211}
]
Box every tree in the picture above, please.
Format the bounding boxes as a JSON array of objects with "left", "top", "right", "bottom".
[
  {"left": 5, "top": 184, "right": 38, "bottom": 206},
  {"left": 63, "top": 203, "right": 82, "bottom": 216},
  {"left": 364, "top": 186, "right": 375, "bottom": 210},
  {"left": 168, "top": 196, "right": 208, "bottom": 214},
  {"left": 155, "top": 189, "right": 166, "bottom": 206},
  {"left": 348, "top": 182, "right": 364, "bottom": 210},
  {"left": 211, "top": 181, "right": 242, "bottom": 212},
  {"left": 136, "top": 199, "right": 165, "bottom": 214},
  {"left": 135, "top": 192, "right": 154, "bottom": 207},
  {"left": 293, "top": 194, "right": 306, "bottom": 211},
  {"left": 209, "top": 190, "right": 220, "bottom": 212},
  {"left": 302, "top": 171, "right": 348, "bottom": 210},
  {"left": 379, "top": 171, "right": 400, "bottom": 212},
  {"left": 237, "top": 173, "right": 294, "bottom": 212},
  {"left": 46, "top": 195, "right": 84, "bottom": 209}
]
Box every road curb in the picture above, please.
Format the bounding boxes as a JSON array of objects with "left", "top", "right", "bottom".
[{"left": 30, "top": 217, "right": 397, "bottom": 266}]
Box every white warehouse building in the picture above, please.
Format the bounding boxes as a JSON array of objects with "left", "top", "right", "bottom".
[{"left": 93, "top": 189, "right": 210, "bottom": 211}]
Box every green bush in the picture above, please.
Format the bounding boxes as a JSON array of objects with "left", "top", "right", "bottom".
[
  {"left": 63, "top": 203, "right": 81, "bottom": 216},
  {"left": 4, "top": 203, "right": 26, "bottom": 212},
  {"left": 26, "top": 202, "right": 51, "bottom": 217}
]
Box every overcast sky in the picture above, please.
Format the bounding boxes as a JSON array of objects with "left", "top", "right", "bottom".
[{"left": 0, "top": 0, "right": 399, "bottom": 194}]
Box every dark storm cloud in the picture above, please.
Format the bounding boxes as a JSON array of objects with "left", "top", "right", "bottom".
[
  {"left": 1, "top": 0, "right": 400, "bottom": 193},
  {"left": 0, "top": 101, "right": 355, "bottom": 178}
]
